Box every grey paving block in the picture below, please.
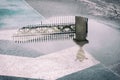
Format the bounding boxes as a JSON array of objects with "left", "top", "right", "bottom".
[
  {"left": 0, "top": 75, "right": 43, "bottom": 80},
  {"left": 57, "top": 64, "right": 120, "bottom": 80}
]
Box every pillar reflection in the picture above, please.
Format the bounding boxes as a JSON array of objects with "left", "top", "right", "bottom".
[{"left": 74, "top": 40, "right": 89, "bottom": 62}]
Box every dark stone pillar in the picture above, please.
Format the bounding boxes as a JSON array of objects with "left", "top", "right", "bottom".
[{"left": 75, "top": 16, "right": 88, "bottom": 41}]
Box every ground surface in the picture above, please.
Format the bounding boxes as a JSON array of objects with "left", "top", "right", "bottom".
[{"left": 0, "top": 0, "right": 120, "bottom": 80}]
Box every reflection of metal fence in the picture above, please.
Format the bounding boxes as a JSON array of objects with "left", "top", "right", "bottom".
[
  {"left": 12, "top": 16, "right": 88, "bottom": 43},
  {"left": 13, "top": 23, "right": 75, "bottom": 43}
]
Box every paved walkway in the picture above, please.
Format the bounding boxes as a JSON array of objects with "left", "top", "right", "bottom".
[
  {"left": 0, "top": 0, "right": 120, "bottom": 80},
  {"left": 0, "top": 45, "right": 99, "bottom": 80}
]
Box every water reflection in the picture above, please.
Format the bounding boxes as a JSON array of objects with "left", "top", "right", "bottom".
[
  {"left": 74, "top": 40, "right": 89, "bottom": 62},
  {"left": 13, "top": 33, "right": 75, "bottom": 43}
]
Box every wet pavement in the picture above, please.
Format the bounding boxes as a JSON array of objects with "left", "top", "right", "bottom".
[
  {"left": 26, "top": 0, "right": 120, "bottom": 28},
  {"left": 57, "top": 19, "right": 120, "bottom": 80},
  {"left": 0, "top": 75, "right": 41, "bottom": 80},
  {"left": 57, "top": 64, "right": 120, "bottom": 80},
  {"left": 0, "top": 19, "right": 120, "bottom": 80},
  {"left": 0, "top": 0, "right": 120, "bottom": 80},
  {"left": 24, "top": 0, "right": 120, "bottom": 79},
  {"left": 0, "top": 40, "right": 44, "bottom": 58},
  {"left": 0, "top": 0, "right": 44, "bottom": 29}
]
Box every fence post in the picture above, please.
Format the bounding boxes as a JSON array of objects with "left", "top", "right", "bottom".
[{"left": 75, "top": 16, "right": 88, "bottom": 41}]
